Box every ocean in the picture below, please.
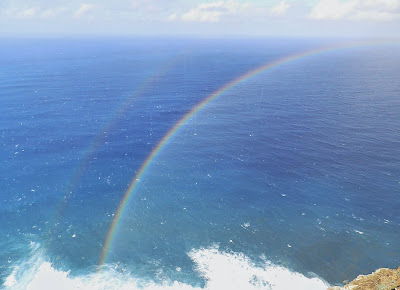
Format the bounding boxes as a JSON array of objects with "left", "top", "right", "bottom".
[{"left": 1, "top": 37, "right": 399, "bottom": 289}]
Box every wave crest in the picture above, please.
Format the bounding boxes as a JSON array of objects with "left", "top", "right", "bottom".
[{"left": 4, "top": 244, "right": 329, "bottom": 289}]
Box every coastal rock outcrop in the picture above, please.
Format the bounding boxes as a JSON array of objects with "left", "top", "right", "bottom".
[{"left": 328, "top": 267, "right": 400, "bottom": 290}]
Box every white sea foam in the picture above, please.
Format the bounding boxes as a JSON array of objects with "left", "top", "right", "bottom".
[
  {"left": 188, "top": 246, "right": 328, "bottom": 290},
  {"left": 4, "top": 244, "right": 329, "bottom": 290}
]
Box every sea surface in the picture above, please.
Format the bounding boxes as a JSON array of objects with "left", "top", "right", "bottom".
[{"left": 0, "top": 37, "right": 399, "bottom": 289}]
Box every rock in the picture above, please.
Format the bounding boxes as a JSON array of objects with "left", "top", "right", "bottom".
[{"left": 328, "top": 267, "right": 400, "bottom": 290}]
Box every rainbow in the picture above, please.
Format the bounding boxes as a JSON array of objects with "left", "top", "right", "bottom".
[
  {"left": 48, "top": 54, "right": 184, "bottom": 234},
  {"left": 99, "top": 39, "right": 398, "bottom": 267}
]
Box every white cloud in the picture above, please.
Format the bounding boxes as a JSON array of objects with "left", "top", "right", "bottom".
[
  {"left": 365, "top": 0, "right": 400, "bottom": 9},
  {"left": 15, "top": 8, "right": 37, "bottom": 18},
  {"left": 181, "top": 1, "right": 249, "bottom": 23},
  {"left": 1, "top": 5, "right": 67, "bottom": 19},
  {"left": 129, "top": 0, "right": 181, "bottom": 13},
  {"left": 271, "top": 1, "right": 291, "bottom": 16},
  {"left": 309, "top": 0, "right": 358, "bottom": 20},
  {"left": 310, "top": 0, "right": 400, "bottom": 21},
  {"left": 167, "top": 13, "right": 177, "bottom": 21},
  {"left": 40, "top": 8, "right": 65, "bottom": 18},
  {"left": 352, "top": 10, "right": 398, "bottom": 20},
  {"left": 74, "top": 3, "right": 94, "bottom": 18},
  {"left": 41, "top": 9, "right": 56, "bottom": 18}
]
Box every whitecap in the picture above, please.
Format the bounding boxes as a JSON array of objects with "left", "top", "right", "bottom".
[
  {"left": 4, "top": 244, "right": 329, "bottom": 290},
  {"left": 188, "top": 245, "right": 329, "bottom": 290}
]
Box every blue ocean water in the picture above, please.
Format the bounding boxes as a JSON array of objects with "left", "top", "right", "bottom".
[{"left": 1, "top": 38, "right": 399, "bottom": 289}]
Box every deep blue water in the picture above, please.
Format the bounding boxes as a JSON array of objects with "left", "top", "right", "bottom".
[{"left": 1, "top": 38, "right": 399, "bottom": 289}]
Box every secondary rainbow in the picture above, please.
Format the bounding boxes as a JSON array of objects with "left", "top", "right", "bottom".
[
  {"left": 49, "top": 54, "right": 183, "bottom": 229},
  {"left": 99, "top": 39, "right": 397, "bottom": 267}
]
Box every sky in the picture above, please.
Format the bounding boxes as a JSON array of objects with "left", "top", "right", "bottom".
[{"left": 0, "top": 0, "right": 399, "bottom": 38}]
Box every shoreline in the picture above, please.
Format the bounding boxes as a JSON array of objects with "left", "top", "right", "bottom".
[{"left": 328, "top": 267, "right": 400, "bottom": 290}]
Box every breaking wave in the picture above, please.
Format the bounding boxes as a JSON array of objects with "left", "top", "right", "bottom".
[{"left": 3, "top": 242, "right": 329, "bottom": 290}]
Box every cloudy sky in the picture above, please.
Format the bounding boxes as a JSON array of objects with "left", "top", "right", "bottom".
[{"left": 1, "top": 0, "right": 399, "bottom": 37}]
